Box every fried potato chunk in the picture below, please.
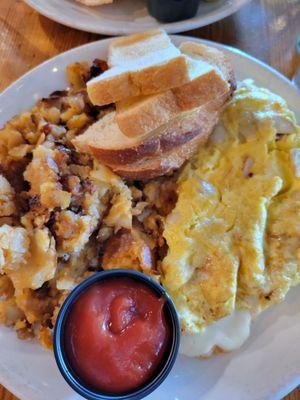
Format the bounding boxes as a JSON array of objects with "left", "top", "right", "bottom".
[
  {"left": 91, "top": 162, "right": 133, "bottom": 231},
  {"left": 0, "top": 225, "right": 57, "bottom": 292},
  {"left": 24, "top": 145, "right": 71, "bottom": 210},
  {"left": 54, "top": 210, "right": 94, "bottom": 254},
  {"left": 0, "top": 175, "right": 17, "bottom": 217},
  {"left": 0, "top": 225, "right": 30, "bottom": 273},
  {"left": 102, "top": 228, "right": 158, "bottom": 279},
  {"left": 0, "top": 275, "right": 24, "bottom": 326}
]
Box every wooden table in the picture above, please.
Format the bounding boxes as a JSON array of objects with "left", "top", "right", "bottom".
[{"left": 0, "top": 0, "right": 299, "bottom": 398}]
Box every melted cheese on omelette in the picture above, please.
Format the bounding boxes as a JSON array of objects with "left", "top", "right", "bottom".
[
  {"left": 162, "top": 80, "right": 300, "bottom": 337},
  {"left": 180, "top": 309, "right": 251, "bottom": 357}
]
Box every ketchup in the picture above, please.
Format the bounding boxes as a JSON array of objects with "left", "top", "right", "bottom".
[{"left": 65, "top": 278, "right": 170, "bottom": 393}]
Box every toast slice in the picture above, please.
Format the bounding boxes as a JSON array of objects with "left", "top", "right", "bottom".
[
  {"left": 107, "top": 30, "right": 174, "bottom": 67},
  {"left": 115, "top": 42, "right": 235, "bottom": 137},
  {"left": 73, "top": 94, "right": 226, "bottom": 166},
  {"left": 87, "top": 30, "right": 191, "bottom": 106},
  {"left": 179, "top": 41, "right": 235, "bottom": 86},
  {"left": 108, "top": 128, "right": 217, "bottom": 181}
]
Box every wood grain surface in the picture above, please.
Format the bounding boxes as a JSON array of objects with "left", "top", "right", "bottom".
[{"left": 0, "top": 0, "right": 300, "bottom": 399}]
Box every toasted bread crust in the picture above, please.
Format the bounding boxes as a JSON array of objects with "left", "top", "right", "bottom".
[
  {"left": 89, "top": 126, "right": 200, "bottom": 165},
  {"left": 108, "top": 29, "right": 168, "bottom": 66},
  {"left": 109, "top": 128, "right": 215, "bottom": 181},
  {"left": 108, "top": 30, "right": 163, "bottom": 50},
  {"left": 98, "top": 94, "right": 229, "bottom": 180},
  {"left": 83, "top": 94, "right": 228, "bottom": 165}
]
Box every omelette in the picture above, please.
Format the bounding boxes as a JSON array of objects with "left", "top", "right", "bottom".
[{"left": 162, "top": 80, "right": 300, "bottom": 353}]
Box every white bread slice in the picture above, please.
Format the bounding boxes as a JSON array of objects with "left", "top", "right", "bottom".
[
  {"left": 107, "top": 30, "right": 173, "bottom": 67},
  {"left": 179, "top": 41, "right": 235, "bottom": 86},
  {"left": 108, "top": 122, "right": 218, "bottom": 181},
  {"left": 72, "top": 109, "right": 201, "bottom": 165},
  {"left": 87, "top": 30, "right": 191, "bottom": 107},
  {"left": 73, "top": 94, "right": 226, "bottom": 166},
  {"left": 115, "top": 42, "right": 235, "bottom": 138},
  {"left": 73, "top": 112, "right": 137, "bottom": 156},
  {"left": 115, "top": 91, "right": 181, "bottom": 139}
]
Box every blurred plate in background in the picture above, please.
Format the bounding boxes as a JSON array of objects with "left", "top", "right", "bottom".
[{"left": 24, "top": 0, "right": 251, "bottom": 35}]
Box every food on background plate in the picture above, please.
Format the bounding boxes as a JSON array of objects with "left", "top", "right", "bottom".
[
  {"left": 73, "top": 0, "right": 206, "bottom": 24},
  {"left": 75, "top": 0, "right": 113, "bottom": 5},
  {"left": 0, "top": 30, "right": 299, "bottom": 360},
  {"left": 147, "top": 0, "right": 202, "bottom": 23}
]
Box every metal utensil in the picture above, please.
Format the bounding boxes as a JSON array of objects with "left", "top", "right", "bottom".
[{"left": 292, "top": 35, "right": 300, "bottom": 89}]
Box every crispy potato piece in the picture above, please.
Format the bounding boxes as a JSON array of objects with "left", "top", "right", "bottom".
[
  {"left": 102, "top": 228, "right": 158, "bottom": 280},
  {"left": 0, "top": 225, "right": 57, "bottom": 292},
  {"left": 0, "top": 175, "right": 16, "bottom": 217},
  {"left": 24, "top": 145, "right": 71, "bottom": 210}
]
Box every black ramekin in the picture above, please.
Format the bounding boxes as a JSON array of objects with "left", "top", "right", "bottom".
[
  {"left": 147, "top": 0, "right": 201, "bottom": 23},
  {"left": 53, "top": 269, "right": 180, "bottom": 400}
]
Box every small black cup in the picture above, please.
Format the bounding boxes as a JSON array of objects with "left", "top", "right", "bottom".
[
  {"left": 53, "top": 269, "right": 180, "bottom": 400},
  {"left": 147, "top": 0, "right": 201, "bottom": 23}
]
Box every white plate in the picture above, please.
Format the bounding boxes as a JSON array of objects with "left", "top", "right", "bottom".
[
  {"left": 23, "top": 0, "right": 251, "bottom": 35},
  {"left": 0, "top": 37, "right": 299, "bottom": 400}
]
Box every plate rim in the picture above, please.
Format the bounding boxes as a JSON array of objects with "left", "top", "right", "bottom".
[
  {"left": 0, "top": 36, "right": 299, "bottom": 400},
  {"left": 23, "top": 0, "right": 252, "bottom": 35}
]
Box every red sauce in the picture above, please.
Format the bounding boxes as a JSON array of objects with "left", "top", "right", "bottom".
[{"left": 65, "top": 278, "right": 170, "bottom": 393}]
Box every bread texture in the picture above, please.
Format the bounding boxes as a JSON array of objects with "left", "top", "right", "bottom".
[
  {"left": 72, "top": 92, "right": 230, "bottom": 180},
  {"left": 77, "top": 33, "right": 236, "bottom": 181},
  {"left": 180, "top": 41, "right": 235, "bottom": 90},
  {"left": 87, "top": 30, "right": 191, "bottom": 106},
  {"left": 107, "top": 30, "right": 173, "bottom": 67},
  {"left": 73, "top": 94, "right": 226, "bottom": 166},
  {"left": 108, "top": 128, "right": 216, "bottom": 181},
  {"left": 115, "top": 42, "right": 234, "bottom": 137}
]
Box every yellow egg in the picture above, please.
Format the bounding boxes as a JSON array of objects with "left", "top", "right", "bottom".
[{"left": 162, "top": 80, "right": 300, "bottom": 333}]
